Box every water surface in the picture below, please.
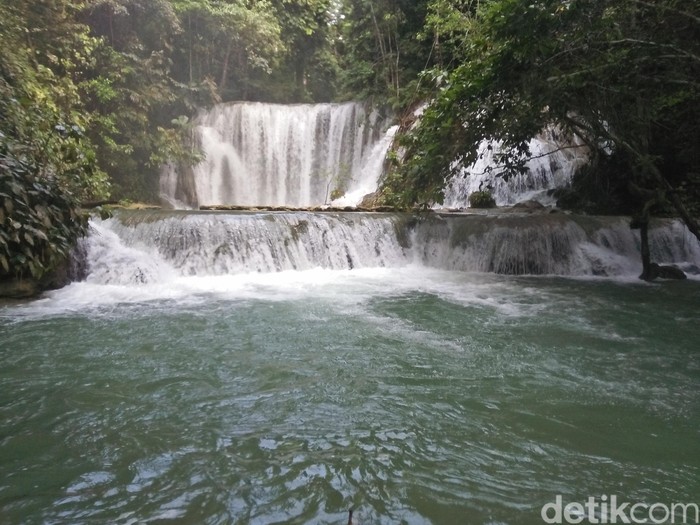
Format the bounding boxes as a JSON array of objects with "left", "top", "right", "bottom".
[{"left": 1, "top": 269, "right": 699, "bottom": 524}]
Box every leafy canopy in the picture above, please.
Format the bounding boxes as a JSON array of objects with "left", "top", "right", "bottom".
[{"left": 387, "top": 0, "right": 700, "bottom": 216}]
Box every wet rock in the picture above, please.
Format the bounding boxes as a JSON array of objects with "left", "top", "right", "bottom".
[
  {"left": 512, "top": 200, "right": 546, "bottom": 211},
  {"left": 647, "top": 263, "right": 687, "bottom": 280},
  {"left": 0, "top": 278, "right": 39, "bottom": 299}
]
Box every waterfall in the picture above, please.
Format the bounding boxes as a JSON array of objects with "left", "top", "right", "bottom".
[
  {"left": 160, "top": 102, "right": 395, "bottom": 209},
  {"left": 79, "top": 211, "right": 700, "bottom": 285},
  {"left": 159, "top": 103, "right": 588, "bottom": 211},
  {"left": 412, "top": 215, "right": 593, "bottom": 275},
  {"left": 442, "top": 128, "right": 590, "bottom": 208},
  {"left": 86, "top": 211, "right": 409, "bottom": 282}
]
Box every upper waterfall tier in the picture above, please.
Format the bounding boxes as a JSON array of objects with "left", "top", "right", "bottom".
[
  {"left": 160, "top": 102, "right": 395, "bottom": 209},
  {"left": 442, "top": 128, "right": 590, "bottom": 208}
]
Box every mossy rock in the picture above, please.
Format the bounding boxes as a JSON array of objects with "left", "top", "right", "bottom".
[
  {"left": 0, "top": 278, "right": 39, "bottom": 298},
  {"left": 468, "top": 191, "right": 496, "bottom": 209}
]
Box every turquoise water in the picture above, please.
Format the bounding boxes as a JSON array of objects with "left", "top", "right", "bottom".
[{"left": 1, "top": 269, "right": 699, "bottom": 524}]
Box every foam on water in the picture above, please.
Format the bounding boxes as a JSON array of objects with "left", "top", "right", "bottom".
[{"left": 15, "top": 267, "right": 532, "bottom": 319}]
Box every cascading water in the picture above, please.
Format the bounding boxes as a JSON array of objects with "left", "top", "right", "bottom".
[
  {"left": 79, "top": 211, "right": 700, "bottom": 286},
  {"left": 442, "top": 128, "right": 590, "bottom": 208},
  {"left": 99, "top": 211, "right": 408, "bottom": 279},
  {"left": 413, "top": 214, "right": 700, "bottom": 276},
  {"left": 160, "top": 102, "right": 396, "bottom": 208}
]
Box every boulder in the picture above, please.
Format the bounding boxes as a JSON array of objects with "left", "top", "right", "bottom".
[
  {"left": 0, "top": 278, "right": 39, "bottom": 299},
  {"left": 642, "top": 262, "right": 688, "bottom": 281},
  {"left": 649, "top": 263, "right": 687, "bottom": 280}
]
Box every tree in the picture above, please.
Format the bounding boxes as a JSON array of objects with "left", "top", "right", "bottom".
[
  {"left": 0, "top": 0, "right": 110, "bottom": 201},
  {"left": 338, "top": 0, "right": 434, "bottom": 105},
  {"left": 77, "top": 0, "right": 195, "bottom": 199},
  {"left": 388, "top": 0, "right": 700, "bottom": 239},
  {"left": 170, "top": 0, "right": 283, "bottom": 101},
  {"left": 264, "top": 0, "right": 338, "bottom": 101}
]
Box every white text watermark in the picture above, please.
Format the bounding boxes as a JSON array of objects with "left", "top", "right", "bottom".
[{"left": 541, "top": 495, "right": 699, "bottom": 524}]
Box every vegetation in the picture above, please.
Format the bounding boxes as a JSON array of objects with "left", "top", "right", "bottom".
[
  {"left": 385, "top": 0, "right": 700, "bottom": 238},
  {"left": 0, "top": 0, "right": 410, "bottom": 292},
  {"left": 1, "top": 2, "right": 98, "bottom": 291},
  {"left": 468, "top": 191, "right": 496, "bottom": 209},
  {"left": 337, "top": 0, "right": 434, "bottom": 106},
  {"left": 0, "top": 136, "right": 88, "bottom": 284}
]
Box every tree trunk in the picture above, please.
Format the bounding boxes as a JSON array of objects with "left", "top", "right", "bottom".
[
  {"left": 369, "top": 4, "right": 390, "bottom": 92},
  {"left": 638, "top": 219, "right": 653, "bottom": 281},
  {"left": 188, "top": 13, "right": 193, "bottom": 84},
  {"left": 108, "top": 8, "right": 114, "bottom": 47},
  {"left": 220, "top": 38, "right": 233, "bottom": 93},
  {"left": 295, "top": 59, "right": 306, "bottom": 100},
  {"left": 642, "top": 161, "right": 700, "bottom": 243},
  {"left": 657, "top": 175, "right": 700, "bottom": 242}
]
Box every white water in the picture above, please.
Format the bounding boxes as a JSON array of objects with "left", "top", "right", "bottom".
[
  {"left": 416, "top": 214, "right": 700, "bottom": 276},
  {"left": 159, "top": 102, "right": 589, "bottom": 211},
  {"left": 6, "top": 211, "right": 698, "bottom": 314},
  {"left": 160, "top": 103, "right": 394, "bottom": 208},
  {"left": 78, "top": 212, "right": 700, "bottom": 287},
  {"left": 442, "top": 128, "right": 590, "bottom": 208},
  {"left": 103, "top": 212, "right": 408, "bottom": 276}
]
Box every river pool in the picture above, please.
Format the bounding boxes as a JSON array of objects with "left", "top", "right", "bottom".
[{"left": 1, "top": 268, "right": 698, "bottom": 524}]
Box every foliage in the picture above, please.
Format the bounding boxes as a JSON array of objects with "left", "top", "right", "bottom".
[
  {"left": 78, "top": 0, "right": 200, "bottom": 199},
  {"left": 78, "top": 0, "right": 291, "bottom": 199},
  {"left": 5, "top": 0, "right": 698, "bottom": 286},
  {"left": 169, "top": 0, "right": 284, "bottom": 100},
  {"left": 337, "top": 0, "right": 435, "bottom": 106},
  {"left": 329, "top": 188, "right": 345, "bottom": 201},
  {"left": 389, "top": 0, "right": 700, "bottom": 231},
  {"left": 324, "top": 161, "right": 354, "bottom": 203},
  {"left": 0, "top": 135, "right": 88, "bottom": 280},
  {"left": 419, "top": 0, "right": 479, "bottom": 65},
  {"left": 0, "top": 0, "right": 101, "bottom": 285},
  {"left": 468, "top": 190, "right": 495, "bottom": 209},
  {"left": 0, "top": 1, "right": 111, "bottom": 202},
  {"left": 270, "top": 0, "right": 335, "bottom": 101}
]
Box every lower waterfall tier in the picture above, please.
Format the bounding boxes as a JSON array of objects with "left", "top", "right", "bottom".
[{"left": 79, "top": 210, "right": 700, "bottom": 286}]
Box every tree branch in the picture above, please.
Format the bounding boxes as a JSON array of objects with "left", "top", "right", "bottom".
[
  {"left": 629, "top": 0, "right": 700, "bottom": 26},
  {"left": 572, "top": 116, "right": 700, "bottom": 243},
  {"left": 607, "top": 39, "right": 700, "bottom": 64}
]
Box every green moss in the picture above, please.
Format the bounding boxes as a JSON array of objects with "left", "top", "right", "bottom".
[{"left": 468, "top": 191, "right": 496, "bottom": 209}]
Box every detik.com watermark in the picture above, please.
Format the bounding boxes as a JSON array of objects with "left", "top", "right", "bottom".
[{"left": 541, "top": 495, "right": 699, "bottom": 524}]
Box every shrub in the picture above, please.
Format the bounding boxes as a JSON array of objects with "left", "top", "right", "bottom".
[
  {"left": 0, "top": 136, "right": 88, "bottom": 280},
  {"left": 468, "top": 190, "right": 496, "bottom": 208}
]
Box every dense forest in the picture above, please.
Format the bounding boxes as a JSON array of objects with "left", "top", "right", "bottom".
[{"left": 1, "top": 0, "right": 699, "bottom": 287}]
